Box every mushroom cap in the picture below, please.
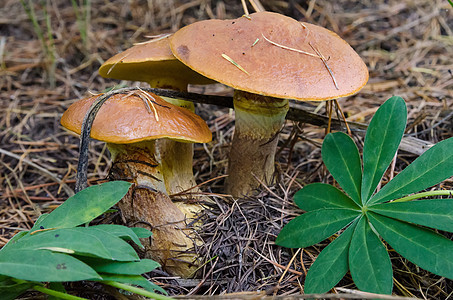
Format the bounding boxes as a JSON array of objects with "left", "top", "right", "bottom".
[
  {"left": 61, "top": 92, "right": 212, "bottom": 144},
  {"left": 98, "top": 36, "right": 214, "bottom": 86},
  {"left": 170, "top": 12, "right": 369, "bottom": 101}
]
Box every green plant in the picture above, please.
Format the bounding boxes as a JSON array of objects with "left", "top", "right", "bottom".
[
  {"left": 71, "top": 0, "right": 91, "bottom": 51},
  {"left": 0, "top": 181, "right": 172, "bottom": 300},
  {"left": 276, "top": 96, "right": 453, "bottom": 295},
  {"left": 20, "top": 0, "right": 57, "bottom": 87}
]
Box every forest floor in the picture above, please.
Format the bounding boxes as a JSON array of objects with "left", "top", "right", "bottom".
[{"left": 1, "top": 0, "right": 452, "bottom": 299}]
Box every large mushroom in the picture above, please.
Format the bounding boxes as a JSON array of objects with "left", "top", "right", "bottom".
[
  {"left": 99, "top": 37, "right": 214, "bottom": 197},
  {"left": 60, "top": 91, "right": 212, "bottom": 277},
  {"left": 170, "top": 12, "right": 369, "bottom": 197}
]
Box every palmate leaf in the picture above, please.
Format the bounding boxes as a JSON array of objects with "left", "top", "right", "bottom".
[
  {"left": 369, "top": 137, "right": 453, "bottom": 205},
  {"left": 361, "top": 96, "right": 407, "bottom": 203},
  {"left": 304, "top": 218, "right": 358, "bottom": 294},
  {"left": 349, "top": 216, "right": 393, "bottom": 294},
  {"left": 322, "top": 132, "right": 362, "bottom": 205},
  {"left": 369, "top": 212, "right": 453, "bottom": 279},
  {"left": 294, "top": 183, "right": 360, "bottom": 212},
  {"left": 34, "top": 181, "right": 132, "bottom": 231},
  {"left": 0, "top": 249, "right": 101, "bottom": 282},
  {"left": 370, "top": 199, "right": 453, "bottom": 232},
  {"left": 276, "top": 208, "right": 359, "bottom": 248}
]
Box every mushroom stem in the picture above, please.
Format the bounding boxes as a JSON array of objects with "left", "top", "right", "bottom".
[
  {"left": 150, "top": 82, "right": 205, "bottom": 220},
  {"left": 108, "top": 141, "right": 201, "bottom": 278},
  {"left": 226, "top": 90, "right": 289, "bottom": 197}
]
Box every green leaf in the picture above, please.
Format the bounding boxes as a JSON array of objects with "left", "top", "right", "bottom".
[
  {"left": 294, "top": 183, "right": 360, "bottom": 212},
  {"left": 99, "top": 274, "right": 167, "bottom": 294},
  {"left": 0, "top": 277, "right": 34, "bottom": 300},
  {"left": 81, "top": 258, "right": 160, "bottom": 275},
  {"left": 369, "top": 137, "right": 453, "bottom": 204},
  {"left": 0, "top": 249, "right": 101, "bottom": 282},
  {"left": 82, "top": 228, "right": 140, "bottom": 261},
  {"left": 304, "top": 218, "right": 358, "bottom": 294},
  {"left": 370, "top": 199, "right": 453, "bottom": 232},
  {"left": 361, "top": 96, "right": 407, "bottom": 203},
  {"left": 93, "top": 224, "right": 145, "bottom": 248},
  {"left": 349, "top": 216, "right": 393, "bottom": 294},
  {"left": 8, "top": 228, "right": 112, "bottom": 259},
  {"left": 0, "top": 231, "right": 28, "bottom": 252},
  {"left": 29, "top": 213, "right": 49, "bottom": 232},
  {"left": 276, "top": 209, "right": 359, "bottom": 248},
  {"left": 322, "top": 132, "right": 362, "bottom": 205},
  {"left": 34, "top": 181, "right": 132, "bottom": 231},
  {"left": 131, "top": 227, "right": 153, "bottom": 239},
  {"left": 10, "top": 227, "right": 139, "bottom": 261},
  {"left": 368, "top": 212, "right": 453, "bottom": 280}
]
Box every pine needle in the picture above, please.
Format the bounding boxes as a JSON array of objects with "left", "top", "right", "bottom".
[
  {"left": 261, "top": 34, "right": 321, "bottom": 58},
  {"left": 137, "top": 88, "right": 160, "bottom": 121},
  {"left": 134, "top": 33, "right": 171, "bottom": 45},
  {"left": 309, "top": 42, "right": 339, "bottom": 90},
  {"left": 221, "top": 54, "right": 250, "bottom": 75}
]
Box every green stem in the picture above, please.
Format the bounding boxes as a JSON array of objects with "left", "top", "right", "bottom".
[
  {"left": 33, "top": 284, "right": 88, "bottom": 300},
  {"left": 392, "top": 190, "right": 453, "bottom": 203},
  {"left": 448, "top": 0, "right": 453, "bottom": 8},
  {"left": 102, "top": 281, "right": 174, "bottom": 300}
]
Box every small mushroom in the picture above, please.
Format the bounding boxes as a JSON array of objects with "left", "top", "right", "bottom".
[
  {"left": 99, "top": 36, "right": 215, "bottom": 198},
  {"left": 60, "top": 92, "right": 212, "bottom": 277},
  {"left": 170, "top": 12, "right": 369, "bottom": 197}
]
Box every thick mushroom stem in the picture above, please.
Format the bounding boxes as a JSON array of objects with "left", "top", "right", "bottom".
[
  {"left": 150, "top": 80, "right": 197, "bottom": 195},
  {"left": 150, "top": 80, "right": 206, "bottom": 220},
  {"left": 226, "top": 90, "right": 289, "bottom": 197},
  {"left": 107, "top": 141, "right": 201, "bottom": 278}
]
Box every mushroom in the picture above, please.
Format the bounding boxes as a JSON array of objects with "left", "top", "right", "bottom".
[
  {"left": 99, "top": 36, "right": 215, "bottom": 197},
  {"left": 170, "top": 12, "right": 368, "bottom": 197},
  {"left": 60, "top": 91, "right": 212, "bottom": 277}
]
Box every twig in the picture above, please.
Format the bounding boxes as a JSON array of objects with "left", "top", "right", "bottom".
[{"left": 334, "top": 99, "right": 351, "bottom": 135}]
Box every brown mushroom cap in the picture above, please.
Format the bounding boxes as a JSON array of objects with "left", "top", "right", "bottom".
[
  {"left": 61, "top": 93, "right": 212, "bottom": 144},
  {"left": 98, "top": 37, "right": 214, "bottom": 86},
  {"left": 170, "top": 12, "right": 369, "bottom": 101}
]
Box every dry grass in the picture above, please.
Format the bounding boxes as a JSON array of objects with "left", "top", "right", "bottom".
[{"left": 0, "top": 0, "right": 452, "bottom": 298}]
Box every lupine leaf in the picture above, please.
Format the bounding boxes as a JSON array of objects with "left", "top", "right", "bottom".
[
  {"left": 369, "top": 212, "right": 453, "bottom": 280},
  {"left": 304, "top": 218, "right": 358, "bottom": 294},
  {"left": 349, "top": 216, "right": 393, "bottom": 294},
  {"left": 361, "top": 96, "right": 406, "bottom": 203},
  {"left": 294, "top": 183, "right": 360, "bottom": 212},
  {"left": 276, "top": 209, "right": 359, "bottom": 248},
  {"left": 369, "top": 137, "right": 453, "bottom": 204},
  {"left": 322, "top": 132, "right": 362, "bottom": 205},
  {"left": 370, "top": 199, "right": 453, "bottom": 231}
]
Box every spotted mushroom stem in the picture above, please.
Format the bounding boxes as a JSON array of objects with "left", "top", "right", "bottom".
[
  {"left": 107, "top": 141, "right": 201, "bottom": 278},
  {"left": 226, "top": 90, "right": 289, "bottom": 197}
]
